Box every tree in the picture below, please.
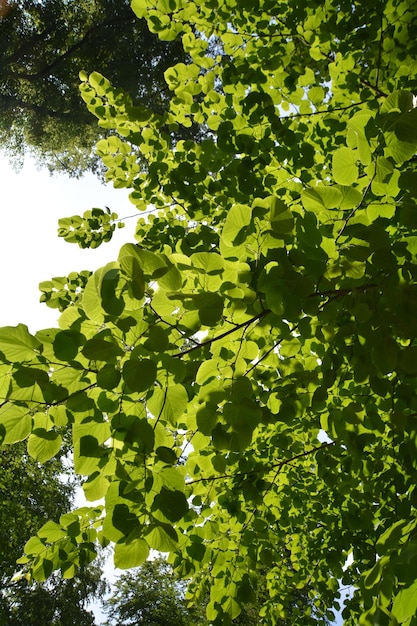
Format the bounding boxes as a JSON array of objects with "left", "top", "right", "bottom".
[
  {"left": 0, "top": 0, "right": 189, "bottom": 176},
  {"left": 0, "top": 443, "right": 106, "bottom": 625},
  {"left": 104, "top": 558, "right": 205, "bottom": 626},
  {"left": 1, "top": 0, "right": 417, "bottom": 624}
]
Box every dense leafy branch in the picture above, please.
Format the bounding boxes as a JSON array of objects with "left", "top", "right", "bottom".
[
  {"left": 1, "top": 1, "right": 417, "bottom": 625},
  {"left": 172, "top": 310, "right": 271, "bottom": 357},
  {"left": 186, "top": 442, "right": 335, "bottom": 485}
]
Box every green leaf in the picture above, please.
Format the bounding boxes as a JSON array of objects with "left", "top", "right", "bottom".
[
  {"left": 221, "top": 204, "right": 252, "bottom": 246},
  {"left": 122, "top": 417, "right": 155, "bottom": 454},
  {"left": 0, "top": 404, "right": 32, "bottom": 444},
  {"left": 270, "top": 197, "right": 294, "bottom": 234},
  {"left": 122, "top": 359, "right": 157, "bottom": 393},
  {"left": 82, "top": 337, "right": 124, "bottom": 361},
  {"left": 196, "top": 360, "right": 219, "bottom": 385},
  {"left": 143, "top": 326, "right": 170, "bottom": 352},
  {"left": 100, "top": 265, "right": 124, "bottom": 316},
  {"left": 196, "top": 404, "right": 219, "bottom": 435},
  {"left": 37, "top": 521, "right": 67, "bottom": 543},
  {"left": 155, "top": 446, "right": 177, "bottom": 464},
  {"left": 97, "top": 364, "right": 122, "bottom": 390},
  {"left": 83, "top": 474, "right": 110, "bottom": 502},
  {"left": 53, "top": 330, "right": 85, "bottom": 361},
  {"left": 27, "top": 429, "right": 62, "bottom": 463},
  {"left": 195, "top": 292, "right": 224, "bottom": 326},
  {"left": 145, "top": 524, "right": 178, "bottom": 552},
  {"left": 399, "top": 347, "right": 417, "bottom": 375},
  {"left": 24, "top": 536, "right": 46, "bottom": 556},
  {"left": 152, "top": 487, "right": 188, "bottom": 523},
  {"left": 147, "top": 384, "right": 188, "bottom": 425},
  {"left": 381, "top": 90, "right": 415, "bottom": 115},
  {"left": 0, "top": 324, "right": 41, "bottom": 361},
  {"left": 302, "top": 185, "right": 343, "bottom": 212},
  {"left": 392, "top": 579, "right": 417, "bottom": 622},
  {"left": 114, "top": 538, "right": 149, "bottom": 569},
  {"left": 82, "top": 271, "right": 106, "bottom": 323},
  {"left": 332, "top": 147, "right": 359, "bottom": 185}
]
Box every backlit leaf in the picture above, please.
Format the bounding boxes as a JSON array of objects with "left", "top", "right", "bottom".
[
  {"left": 0, "top": 325, "right": 41, "bottom": 361},
  {"left": 27, "top": 429, "right": 62, "bottom": 463},
  {"left": 114, "top": 538, "right": 149, "bottom": 569}
]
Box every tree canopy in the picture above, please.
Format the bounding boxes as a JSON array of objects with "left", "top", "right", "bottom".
[
  {"left": 0, "top": 444, "right": 105, "bottom": 625},
  {"left": 103, "top": 557, "right": 205, "bottom": 626},
  {"left": 0, "top": 0, "right": 188, "bottom": 176},
  {"left": 1, "top": 0, "right": 417, "bottom": 624}
]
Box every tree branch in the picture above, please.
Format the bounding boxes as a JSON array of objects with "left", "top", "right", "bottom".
[
  {"left": 172, "top": 309, "right": 271, "bottom": 358},
  {"left": 186, "top": 442, "right": 335, "bottom": 485}
]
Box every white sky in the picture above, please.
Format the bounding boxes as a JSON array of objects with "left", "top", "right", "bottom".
[{"left": 0, "top": 154, "right": 138, "bottom": 333}]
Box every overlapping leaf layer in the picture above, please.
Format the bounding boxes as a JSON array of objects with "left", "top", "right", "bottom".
[{"left": 1, "top": 1, "right": 417, "bottom": 623}]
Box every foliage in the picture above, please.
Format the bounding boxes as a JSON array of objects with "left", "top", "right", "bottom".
[
  {"left": 103, "top": 557, "right": 205, "bottom": 626},
  {"left": 104, "top": 558, "right": 310, "bottom": 626},
  {"left": 1, "top": 0, "right": 417, "bottom": 624},
  {"left": 0, "top": 443, "right": 72, "bottom": 581},
  {"left": 0, "top": 0, "right": 189, "bottom": 176},
  {"left": 2, "top": 568, "right": 105, "bottom": 626},
  {"left": 0, "top": 443, "right": 105, "bottom": 625}
]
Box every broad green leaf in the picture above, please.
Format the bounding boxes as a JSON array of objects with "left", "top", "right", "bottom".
[
  {"left": 122, "top": 358, "right": 157, "bottom": 392},
  {"left": 392, "top": 579, "right": 417, "bottom": 622},
  {"left": 37, "top": 521, "right": 67, "bottom": 543},
  {"left": 114, "top": 538, "right": 149, "bottom": 569},
  {"left": 191, "top": 252, "right": 224, "bottom": 275},
  {"left": 145, "top": 524, "right": 178, "bottom": 552},
  {"left": 381, "top": 90, "right": 415, "bottom": 115},
  {"left": 83, "top": 474, "right": 110, "bottom": 502},
  {"left": 0, "top": 324, "right": 41, "bottom": 361},
  {"left": 82, "top": 337, "right": 124, "bottom": 361},
  {"left": 155, "top": 446, "right": 177, "bottom": 464},
  {"left": 96, "top": 364, "right": 122, "bottom": 390},
  {"left": 0, "top": 404, "right": 32, "bottom": 444},
  {"left": 301, "top": 186, "right": 343, "bottom": 212},
  {"left": 196, "top": 404, "right": 219, "bottom": 435},
  {"left": 143, "top": 326, "right": 170, "bottom": 352},
  {"left": 337, "top": 185, "right": 362, "bottom": 209},
  {"left": 27, "top": 429, "right": 62, "bottom": 463},
  {"left": 332, "top": 147, "right": 358, "bottom": 185},
  {"left": 196, "top": 360, "right": 219, "bottom": 385},
  {"left": 147, "top": 384, "right": 188, "bottom": 425},
  {"left": 119, "top": 254, "right": 146, "bottom": 301},
  {"left": 121, "top": 416, "right": 155, "bottom": 454},
  {"left": 221, "top": 204, "right": 252, "bottom": 246},
  {"left": 24, "top": 536, "right": 46, "bottom": 556},
  {"left": 100, "top": 265, "right": 124, "bottom": 316},
  {"left": 270, "top": 198, "right": 294, "bottom": 234},
  {"left": 82, "top": 271, "right": 106, "bottom": 323},
  {"left": 152, "top": 487, "right": 188, "bottom": 523},
  {"left": 194, "top": 292, "right": 224, "bottom": 326},
  {"left": 53, "top": 330, "right": 85, "bottom": 361}
]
